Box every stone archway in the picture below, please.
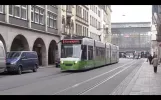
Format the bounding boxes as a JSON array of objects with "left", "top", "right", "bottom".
[
  {"left": 48, "top": 40, "right": 58, "bottom": 65},
  {"left": 0, "top": 34, "right": 6, "bottom": 52},
  {"left": 33, "top": 38, "right": 46, "bottom": 66},
  {"left": 10, "top": 34, "right": 29, "bottom": 51}
]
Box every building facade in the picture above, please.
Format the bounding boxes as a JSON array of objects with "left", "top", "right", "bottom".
[
  {"left": 0, "top": 5, "right": 61, "bottom": 67},
  {"left": 60, "top": 5, "right": 89, "bottom": 38},
  {"left": 89, "top": 5, "right": 102, "bottom": 41},
  {"left": 111, "top": 22, "right": 151, "bottom": 53},
  {"left": 152, "top": 5, "right": 161, "bottom": 60},
  {"left": 100, "top": 5, "right": 112, "bottom": 43},
  {"left": 59, "top": 5, "right": 112, "bottom": 43}
]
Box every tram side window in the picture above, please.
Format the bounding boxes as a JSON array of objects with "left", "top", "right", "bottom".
[
  {"left": 96, "top": 47, "right": 99, "bottom": 57},
  {"left": 102, "top": 48, "right": 105, "bottom": 58},
  {"left": 88, "top": 46, "right": 93, "bottom": 60},
  {"left": 81, "top": 45, "right": 87, "bottom": 60},
  {"left": 106, "top": 48, "right": 109, "bottom": 58}
]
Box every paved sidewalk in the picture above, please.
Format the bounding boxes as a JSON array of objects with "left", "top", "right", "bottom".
[{"left": 123, "top": 59, "right": 161, "bottom": 95}]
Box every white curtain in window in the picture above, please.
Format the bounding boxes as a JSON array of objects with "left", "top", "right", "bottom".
[
  {"left": 31, "top": 6, "right": 34, "bottom": 22},
  {"left": 35, "top": 7, "right": 39, "bottom": 23},
  {"left": 9, "top": 5, "right": 13, "bottom": 15},
  {"left": 53, "top": 15, "right": 57, "bottom": 28},
  {"left": 0, "top": 5, "right": 3, "bottom": 13},
  {"left": 47, "top": 13, "right": 49, "bottom": 27},
  {"left": 14, "top": 5, "right": 21, "bottom": 17},
  {"left": 39, "top": 9, "right": 44, "bottom": 24},
  {"left": 49, "top": 14, "right": 54, "bottom": 28},
  {"left": 21, "top": 5, "right": 27, "bottom": 19},
  {"left": 31, "top": 11, "right": 34, "bottom": 22}
]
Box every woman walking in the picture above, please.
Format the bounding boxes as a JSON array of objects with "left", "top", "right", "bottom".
[
  {"left": 147, "top": 54, "right": 153, "bottom": 65},
  {"left": 151, "top": 55, "right": 159, "bottom": 73}
]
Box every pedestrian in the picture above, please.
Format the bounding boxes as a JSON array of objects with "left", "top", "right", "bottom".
[
  {"left": 147, "top": 54, "right": 153, "bottom": 65},
  {"left": 151, "top": 55, "right": 159, "bottom": 73}
]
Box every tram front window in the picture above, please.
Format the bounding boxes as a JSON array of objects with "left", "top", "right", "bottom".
[{"left": 61, "top": 45, "right": 81, "bottom": 58}]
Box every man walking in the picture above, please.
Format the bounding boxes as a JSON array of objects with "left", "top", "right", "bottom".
[{"left": 151, "top": 55, "right": 159, "bottom": 73}]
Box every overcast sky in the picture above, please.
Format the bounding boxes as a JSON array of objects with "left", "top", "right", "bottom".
[{"left": 111, "top": 5, "right": 152, "bottom": 23}]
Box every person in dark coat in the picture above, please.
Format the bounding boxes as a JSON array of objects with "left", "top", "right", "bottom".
[
  {"left": 151, "top": 55, "right": 159, "bottom": 73},
  {"left": 148, "top": 54, "right": 153, "bottom": 65}
]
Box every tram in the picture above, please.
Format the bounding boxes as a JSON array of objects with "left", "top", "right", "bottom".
[{"left": 60, "top": 36, "right": 119, "bottom": 71}]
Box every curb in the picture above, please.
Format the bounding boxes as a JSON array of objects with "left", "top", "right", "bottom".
[
  {"left": 39, "top": 65, "right": 56, "bottom": 69},
  {"left": 110, "top": 60, "right": 143, "bottom": 95},
  {"left": 122, "top": 60, "right": 146, "bottom": 95}
]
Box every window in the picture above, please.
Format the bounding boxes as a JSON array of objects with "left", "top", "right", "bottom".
[
  {"left": 51, "top": 5, "right": 57, "bottom": 8},
  {"left": 31, "top": 5, "right": 34, "bottom": 22},
  {"left": 87, "top": 12, "right": 88, "bottom": 22},
  {"left": 92, "top": 17, "right": 93, "bottom": 26},
  {"left": 84, "top": 10, "right": 86, "bottom": 21},
  {"left": 88, "top": 46, "right": 93, "bottom": 60},
  {"left": 81, "top": 45, "right": 87, "bottom": 60},
  {"left": 9, "top": 5, "right": 13, "bottom": 15},
  {"left": 34, "top": 7, "right": 39, "bottom": 23},
  {"left": 47, "top": 12, "right": 57, "bottom": 28},
  {"left": 83, "top": 9, "right": 85, "bottom": 19},
  {"left": 0, "top": 5, "right": 3, "bottom": 13},
  {"left": 67, "top": 5, "right": 72, "bottom": 12},
  {"left": 96, "top": 7, "right": 97, "bottom": 14},
  {"left": 93, "top": 18, "right": 94, "bottom": 27},
  {"left": 98, "top": 22, "right": 100, "bottom": 29},
  {"left": 80, "top": 25, "right": 82, "bottom": 36},
  {"left": 32, "top": 6, "right": 45, "bottom": 25},
  {"left": 98, "top": 10, "right": 100, "bottom": 17},
  {"left": 21, "top": 5, "right": 27, "bottom": 19},
  {"left": 77, "top": 6, "right": 79, "bottom": 16},
  {"left": 90, "top": 5, "right": 92, "bottom": 10},
  {"left": 39, "top": 9, "right": 44, "bottom": 24},
  {"left": 84, "top": 27, "right": 86, "bottom": 36},
  {"left": 94, "top": 5, "right": 95, "bottom": 13},
  {"left": 86, "top": 28, "right": 88, "bottom": 36},
  {"left": 76, "top": 24, "right": 78, "bottom": 34},
  {"left": 82, "top": 27, "right": 84, "bottom": 36},
  {"left": 53, "top": 15, "right": 57, "bottom": 29},
  {"left": 87, "top": 28, "right": 88, "bottom": 36},
  {"left": 80, "top": 7, "right": 82, "bottom": 18},
  {"left": 90, "top": 15, "right": 92, "bottom": 25},
  {"left": 76, "top": 5, "right": 82, "bottom": 17},
  {"left": 94, "top": 18, "right": 96, "bottom": 27},
  {"left": 96, "top": 19, "right": 97, "bottom": 28},
  {"left": 76, "top": 5, "right": 78, "bottom": 16},
  {"left": 9, "top": 5, "right": 27, "bottom": 20},
  {"left": 49, "top": 14, "right": 53, "bottom": 28},
  {"left": 14, "top": 5, "right": 21, "bottom": 17}
]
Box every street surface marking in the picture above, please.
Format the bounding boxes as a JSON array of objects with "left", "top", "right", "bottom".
[
  {"left": 53, "top": 60, "right": 137, "bottom": 95},
  {"left": 78, "top": 60, "right": 139, "bottom": 95}
]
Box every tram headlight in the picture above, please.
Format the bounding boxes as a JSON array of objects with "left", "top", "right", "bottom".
[
  {"left": 75, "top": 61, "right": 78, "bottom": 64},
  {"left": 61, "top": 61, "right": 63, "bottom": 63}
]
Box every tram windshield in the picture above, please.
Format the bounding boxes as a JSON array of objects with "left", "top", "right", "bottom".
[{"left": 61, "top": 44, "right": 81, "bottom": 58}]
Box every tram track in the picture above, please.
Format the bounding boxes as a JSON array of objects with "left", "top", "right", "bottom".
[
  {"left": 53, "top": 60, "right": 138, "bottom": 95},
  {"left": 0, "top": 59, "right": 137, "bottom": 94},
  {"left": 78, "top": 60, "right": 142, "bottom": 95},
  {"left": 0, "top": 71, "right": 72, "bottom": 92}
]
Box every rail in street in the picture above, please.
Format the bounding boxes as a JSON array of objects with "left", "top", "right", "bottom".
[{"left": 0, "top": 58, "right": 144, "bottom": 95}]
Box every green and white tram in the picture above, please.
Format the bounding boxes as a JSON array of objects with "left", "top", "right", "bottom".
[{"left": 60, "top": 36, "right": 119, "bottom": 71}]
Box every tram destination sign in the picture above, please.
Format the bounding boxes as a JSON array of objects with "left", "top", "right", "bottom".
[{"left": 62, "top": 40, "right": 82, "bottom": 44}]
